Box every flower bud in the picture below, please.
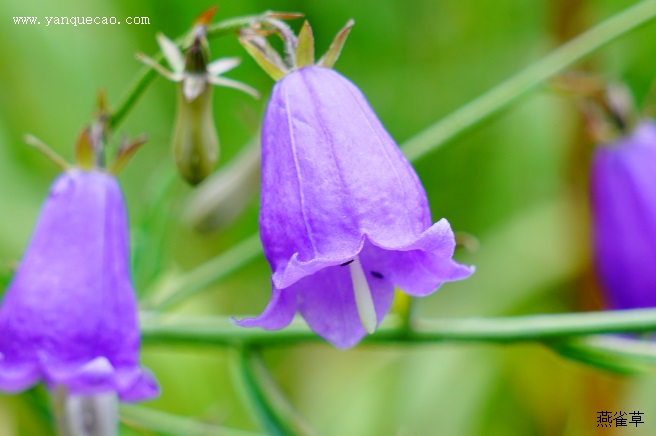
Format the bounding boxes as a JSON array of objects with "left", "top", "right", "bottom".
[
  {"left": 592, "top": 121, "right": 656, "bottom": 310},
  {"left": 172, "top": 78, "right": 219, "bottom": 185},
  {"left": 137, "top": 12, "right": 258, "bottom": 186}
]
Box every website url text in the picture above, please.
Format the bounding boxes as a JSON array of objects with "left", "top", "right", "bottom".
[{"left": 13, "top": 16, "right": 151, "bottom": 26}]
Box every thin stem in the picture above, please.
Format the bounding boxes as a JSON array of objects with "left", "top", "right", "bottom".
[
  {"left": 400, "top": 0, "right": 656, "bottom": 161},
  {"left": 108, "top": 13, "right": 267, "bottom": 130},
  {"left": 146, "top": 233, "right": 262, "bottom": 310},
  {"left": 551, "top": 335, "right": 656, "bottom": 375},
  {"left": 120, "top": 405, "right": 263, "bottom": 436},
  {"left": 132, "top": 167, "right": 177, "bottom": 295},
  {"left": 140, "top": 308, "right": 656, "bottom": 347},
  {"left": 233, "top": 347, "right": 293, "bottom": 436}
]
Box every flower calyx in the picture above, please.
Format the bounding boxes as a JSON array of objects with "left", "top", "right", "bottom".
[
  {"left": 137, "top": 8, "right": 259, "bottom": 100},
  {"left": 25, "top": 91, "right": 147, "bottom": 175},
  {"left": 553, "top": 73, "right": 639, "bottom": 144},
  {"left": 239, "top": 19, "right": 355, "bottom": 81}
]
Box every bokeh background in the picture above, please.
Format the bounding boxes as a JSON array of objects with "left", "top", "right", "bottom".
[{"left": 1, "top": 0, "right": 656, "bottom": 435}]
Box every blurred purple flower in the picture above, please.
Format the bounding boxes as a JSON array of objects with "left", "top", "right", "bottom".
[
  {"left": 0, "top": 170, "right": 158, "bottom": 401},
  {"left": 592, "top": 121, "right": 656, "bottom": 310},
  {"left": 236, "top": 66, "right": 473, "bottom": 348}
]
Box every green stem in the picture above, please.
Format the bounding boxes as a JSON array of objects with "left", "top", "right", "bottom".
[
  {"left": 108, "top": 13, "right": 268, "bottom": 130},
  {"left": 140, "top": 308, "right": 656, "bottom": 347},
  {"left": 133, "top": 167, "right": 177, "bottom": 295},
  {"left": 120, "top": 405, "right": 263, "bottom": 436},
  {"left": 551, "top": 335, "right": 656, "bottom": 375},
  {"left": 400, "top": 0, "right": 656, "bottom": 161},
  {"left": 233, "top": 347, "right": 295, "bottom": 436},
  {"left": 147, "top": 233, "right": 262, "bottom": 310}
]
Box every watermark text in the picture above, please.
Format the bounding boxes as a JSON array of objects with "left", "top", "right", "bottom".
[{"left": 13, "top": 16, "right": 150, "bottom": 26}]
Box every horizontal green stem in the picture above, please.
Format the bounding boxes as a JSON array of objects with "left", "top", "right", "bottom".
[
  {"left": 400, "top": 0, "right": 656, "bottom": 161},
  {"left": 140, "top": 308, "right": 656, "bottom": 347}
]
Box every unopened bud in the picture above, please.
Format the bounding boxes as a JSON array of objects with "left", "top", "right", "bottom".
[{"left": 172, "top": 82, "right": 219, "bottom": 185}]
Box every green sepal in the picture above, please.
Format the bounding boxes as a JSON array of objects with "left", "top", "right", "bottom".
[
  {"left": 296, "top": 21, "right": 315, "bottom": 68},
  {"left": 239, "top": 31, "right": 288, "bottom": 81},
  {"left": 74, "top": 127, "right": 94, "bottom": 170},
  {"left": 108, "top": 135, "right": 148, "bottom": 175},
  {"left": 318, "top": 19, "right": 354, "bottom": 69}
]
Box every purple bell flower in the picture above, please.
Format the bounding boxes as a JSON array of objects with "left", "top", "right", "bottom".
[
  {"left": 0, "top": 169, "right": 158, "bottom": 401},
  {"left": 236, "top": 66, "right": 474, "bottom": 348},
  {"left": 591, "top": 121, "right": 656, "bottom": 310}
]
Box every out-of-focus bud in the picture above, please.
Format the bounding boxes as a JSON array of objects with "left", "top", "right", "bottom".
[
  {"left": 137, "top": 8, "right": 258, "bottom": 185},
  {"left": 184, "top": 138, "right": 260, "bottom": 231},
  {"left": 591, "top": 121, "right": 656, "bottom": 310},
  {"left": 171, "top": 37, "right": 219, "bottom": 185}
]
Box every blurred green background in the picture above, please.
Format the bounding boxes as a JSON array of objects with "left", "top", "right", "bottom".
[{"left": 2, "top": 0, "right": 656, "bottom": 435}]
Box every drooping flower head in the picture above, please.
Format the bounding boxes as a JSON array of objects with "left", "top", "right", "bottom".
[
  {"left": 569, "top": 79, "right": 656, "bottom": 311},
  {"left": 137, "top": 7, "right": 258, "bottom": 185},
  {"left": 0, "top": 128, "right": 158, "bottom": 401},
  {"left": 591, "top": 120, "right": 656, "bottom": 310},
  {"left": 236, "top": 21, "right": 474, "bottom": 348}
]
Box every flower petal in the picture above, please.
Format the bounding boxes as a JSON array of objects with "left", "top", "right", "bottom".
[
  {"left": 296, "top": 261, "right": 394, "bottom": 349},
  {"left": 233, "top": 285, "right": 298, "bottom": 330},
  {"left": 115, "top": 367, "right": 160, "bottom": 402},
  {"left": 207, "top": 57, "right": 241, "bottom": 76},
  {"left": 183, "top": 75, "right": 207, "bottom": 102},
  {"left": 43, "top": 357, "right": 116, "bottom": 395},
  {"left": 261, "top": 67, "right": 432, "bottom": 280},
  {"left": 157, "top": 33, "right": 185, "bottom": 73},
  {"left": 592, "top": 123, "right": 656, "bottom": 309},
  {"left": 374, "top": 219, "right": 474, "bottom": 296},
  {"left": 0, "top": 356, "right": 39, "bottom": 392},
  {"left": 0, "top": 170, "right": 158, "bottom": 397}
]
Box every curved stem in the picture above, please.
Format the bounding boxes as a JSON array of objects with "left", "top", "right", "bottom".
[
  {"left": 233, "top": 347, "right": 295, "bottom": 436},
  {"left": 551, "top": 335, "right": 656, "bottom": 375},
  {"left": 400, "top": 0, "right": 656, "bottom": 161}
]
